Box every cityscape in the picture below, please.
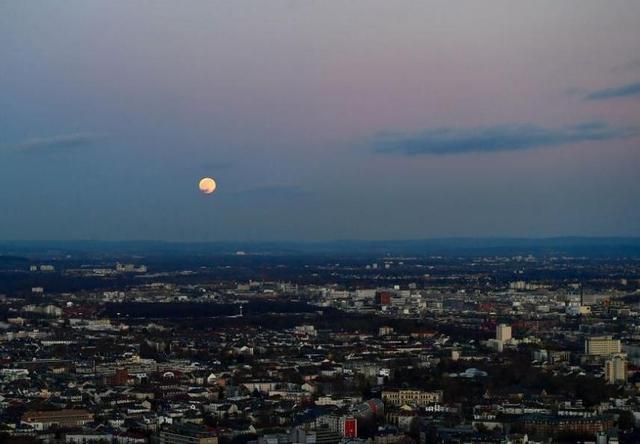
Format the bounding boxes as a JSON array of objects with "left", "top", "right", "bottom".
[
  {"left": 0, "top": 241, "right": 640, "bottom": 443},
  {"left": 2, "top": 1, "right": 640, "bottom": 443}
]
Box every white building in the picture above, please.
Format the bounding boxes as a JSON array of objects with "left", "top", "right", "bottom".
[
  {"left": 604, "top": 354, "right": 627, "bottom": 384},
  {"left": 496, "top": 324, "right": 512, "bottom": 342}
]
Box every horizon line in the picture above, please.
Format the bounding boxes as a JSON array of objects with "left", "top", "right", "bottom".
[{"left": 1, "top": 236, "right": 640, "bottom": 244}]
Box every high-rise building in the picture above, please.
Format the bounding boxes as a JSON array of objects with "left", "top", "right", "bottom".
[
  {"left": 585, "top": 336, "right": 621, "bottom": 356},
  {"left": 604, "top": 354, "right": 627, "bottom": 384},
  {"left": 496, "top": 324, "right": 512, "bottom": 342}
]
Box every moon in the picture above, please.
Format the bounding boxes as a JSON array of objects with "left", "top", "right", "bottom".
[{"left": 198, "top": 177, "right": 217, "bottom": 194}]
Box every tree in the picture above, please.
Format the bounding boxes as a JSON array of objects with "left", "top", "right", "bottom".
[{"left": 618, "top": 410, "right": 636, "bottom": 431}]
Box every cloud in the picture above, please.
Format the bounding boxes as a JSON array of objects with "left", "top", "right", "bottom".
[
  {"left": 5, "top": 132, "right": 103, "bottom": 153},
  {"left": 373, "top": 122, "right": 636, "bottom": 156},
  {"left": 183, "top": 160, "right": 233, "bottom": 174},
  {"left": 564, "top": 86, "right": 588, "bottom": 97},
  {"left": 236, "top": 185, "right": 310, "bottom": 199},
  {"left": 224, "top": 185, "right": 311, "bottom": 206},
  {"left": 585, "top": 81, "right": 640, "bottom": 100},
  {"left": 611, "top": 59, "right": 640, "bottom": 73}
]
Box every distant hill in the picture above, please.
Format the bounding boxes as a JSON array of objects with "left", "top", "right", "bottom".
[
  {"left": 0, "top": 237, "right": 639, "bottom": 257},
  {"left": 0, "top": 254, "right": 30, "bottom": 268}
]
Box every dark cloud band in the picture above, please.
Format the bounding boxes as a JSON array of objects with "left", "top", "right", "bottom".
[
  {"left": 373, "top": 122, "right": 636, "bottom": 156},
  {"left": 585, "top": 81, "right": 640, "bottom": 100}
]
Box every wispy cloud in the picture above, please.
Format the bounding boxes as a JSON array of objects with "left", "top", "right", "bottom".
[
  {"left": 373, "top": 122, "right": 636, "bottom": 156},
  {"left": 5, "top": 132, "right": 103, "bottom": 153},
  {"left": 564, "top": 86, "right": 588, "bottom": 97},
  {"left": 236, "top": 185, "right": 310, "bottom": 199},
  {"left": 183, "top": 160, "right": 233, "bottom": 174},
  {"left": 223, "top": 185, "right": 311, "bottom": 206},
  {"left": 611, "top": 59, "right": 640, "bottom": 73},
  {"left": 585, "top": 81, "right": 640, "bottom": 100}
]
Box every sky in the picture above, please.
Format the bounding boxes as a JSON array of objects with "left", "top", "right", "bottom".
[{"left": 1, "top": 1, "right": 639, "bottom": 241}]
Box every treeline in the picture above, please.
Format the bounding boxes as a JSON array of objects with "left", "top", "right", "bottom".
[{"left": 103, "top": 300, "right": 318, "bottom": 318}]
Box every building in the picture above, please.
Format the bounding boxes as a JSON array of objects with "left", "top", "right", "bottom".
[
  {"left": 343, "top": 418, "right": 357, "bottom": 438},
  {"left": 257, "top": 433, "right": 291, "bottom": 444},
  {"left": 21, "top": 409, "right": 94, "bottom": 431},
  {"left": 622, "top": 342, "right": 640, "bottom": 365},
  {"left": 585, "top": 336, "right": 621, "bottom": 356},
  {"left": 315, "top": 415, "right": 358, "bottom": 438},
  {"left": 290, "top": 427, "right": 341, "bottom": 444},
  {"left": 520, "top": 414, "right": 614, "bottom": 438},
  {"left": 66, "top": 432, "right": 113, "bottom": 443},
  {"left": 604, "top": 354, "right": 627, "bottom": 384},
  {"left": 106, "top": 368, "right": 129, "bottom": 386},
  {"left": 381, "top": 389, "right": 442, "bottom": 407},
  {"left": 496, "top": 324, "right": 512, "bottom": 342},
  {"left": 487, "top": 339, "right": 504, "bottom": 352},
  {"left": 294, "top": 325, "right": 317, "bottom": 337},
  {"left": 159, "top": 424, "right": 218, "bottom": 444},
  {"left": 377, "top": 292, "right": 392, "bottom": 306}
]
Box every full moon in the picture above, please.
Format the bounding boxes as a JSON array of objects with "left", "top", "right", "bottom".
[{"left": 198, "top": 177, "right": 217, "bottom": 194}]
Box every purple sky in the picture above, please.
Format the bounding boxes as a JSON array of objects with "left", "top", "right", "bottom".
[{"left": 1, "top": 1, "right": 639, "bottom": 241}]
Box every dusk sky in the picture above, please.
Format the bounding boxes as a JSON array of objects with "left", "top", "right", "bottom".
[{"left": 1, "top": 1, "right": 639, "bottom": 241}]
